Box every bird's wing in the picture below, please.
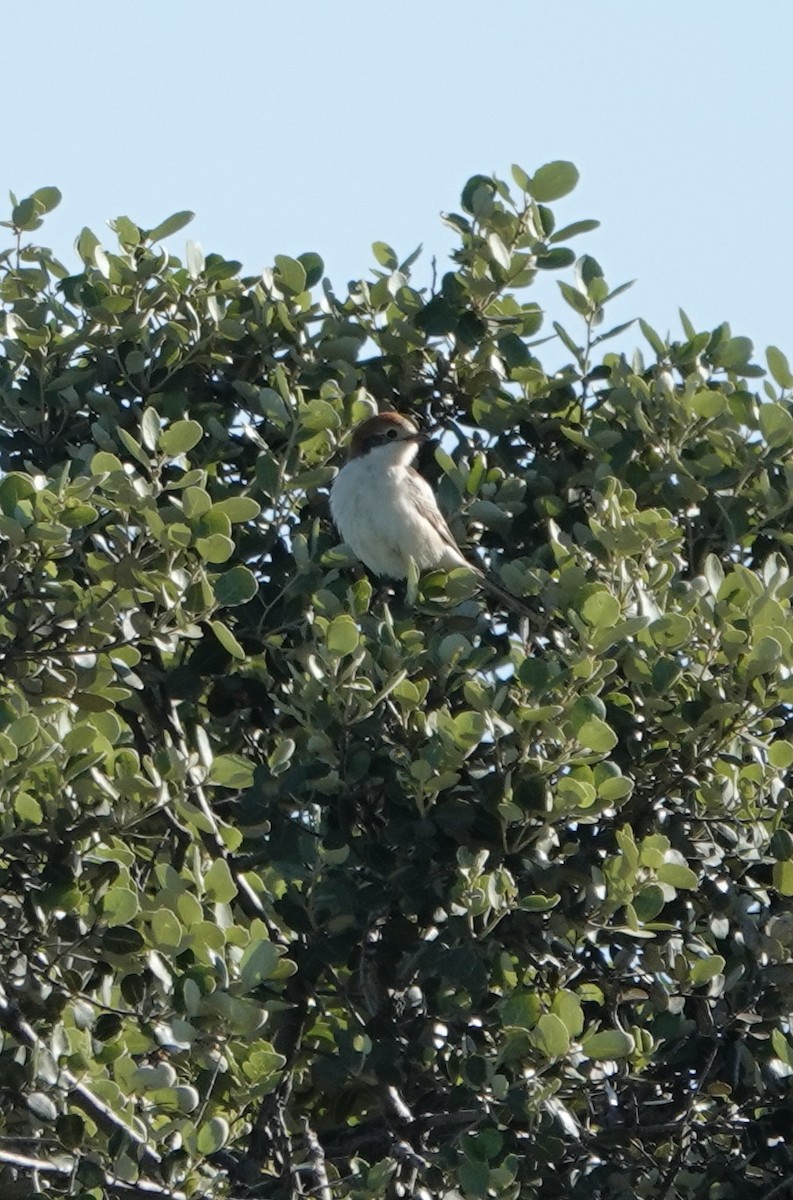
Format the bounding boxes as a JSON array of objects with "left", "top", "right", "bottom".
[{"left": 406, "top": 468, "right": 464, "bottom": 556}]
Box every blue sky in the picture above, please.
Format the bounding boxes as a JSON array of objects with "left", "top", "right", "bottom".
[{"left": 5, "top": 2, "right": 792, "bottom": 361}]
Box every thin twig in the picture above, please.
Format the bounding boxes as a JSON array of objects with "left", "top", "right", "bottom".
[{"left": 302, "top": 1118, "right": 333, "bottom": 1200}]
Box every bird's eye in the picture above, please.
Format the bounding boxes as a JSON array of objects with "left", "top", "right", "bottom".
[{"left": 386, "top": 428, "right": 399, "bottom": 439}]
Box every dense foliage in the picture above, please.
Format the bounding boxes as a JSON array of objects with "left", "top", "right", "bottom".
[{"left": 1, "top": 165, "right": 793, "bottom": 1200}]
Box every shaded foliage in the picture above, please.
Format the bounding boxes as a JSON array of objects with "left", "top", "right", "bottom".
[{"left": 1, "top": 167, "right": 793, "bottom": 1199}]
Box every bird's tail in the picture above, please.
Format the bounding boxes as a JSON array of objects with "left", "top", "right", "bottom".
[{"left": 474, "top": 568, "right": 532, "bottom": 629}]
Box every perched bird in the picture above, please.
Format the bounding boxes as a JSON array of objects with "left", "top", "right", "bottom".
[{"left": 330, "top": 411, "right": 528, "bottom": 618}]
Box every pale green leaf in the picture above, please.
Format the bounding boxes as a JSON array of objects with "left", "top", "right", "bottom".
[
  {"left": 161, "top": 419, "right": 203, "bottom": 456},
  {"left": 209, "top": 753, "right": 254, "bottom": 789},
  {"left": 581, "top": 1028, "right": 635, "bottom": 1059}
]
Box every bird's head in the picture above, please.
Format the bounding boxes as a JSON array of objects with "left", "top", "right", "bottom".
[{"left": 346, "top": 411, "right": 429, "bottom": 466}]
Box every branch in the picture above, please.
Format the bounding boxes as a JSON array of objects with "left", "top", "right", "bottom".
[
  {"left": 0, "top": 1146, "right": 185, "bottom": 1198},
  {"left": 0, "top": 1148, "right": 72, "bottom": 1175},
  {"left": 759, "top": 1176, "right": 793, "bottom": 1200},
  {"left": 0, "top": 993, "right": 162, "bottom": 1174},
  {"left": 302, "top": 1118, "right": 333, "bottom": 1200},
  {"left": 235, "top": 937, "right": 325, "bottom": 1186},
  {"left": 300, "top": 1104, "right": 484, "bottom": 1162},
  {"left": 383, "top": 1085, "right": 413, "bottom": 1126}
]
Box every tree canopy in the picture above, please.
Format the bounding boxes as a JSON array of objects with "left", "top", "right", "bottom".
[{"left": 1, "top": 164, "right": 793, "bottom": 1200}]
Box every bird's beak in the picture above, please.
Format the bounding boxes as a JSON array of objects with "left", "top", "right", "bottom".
[{"left": 413, "top": 426, "right": 436, "bottom": 444}]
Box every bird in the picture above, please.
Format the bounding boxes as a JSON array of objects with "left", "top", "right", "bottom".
[{"left": 329, "top": 411, "right": 529, "bottom": 619}]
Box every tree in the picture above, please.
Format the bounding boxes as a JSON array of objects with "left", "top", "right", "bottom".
[{"left": 1, "top": 163, "right": 792, "bottom": 1200}]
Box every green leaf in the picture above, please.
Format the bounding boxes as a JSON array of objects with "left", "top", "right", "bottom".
[
  {"left": 205, "top": 858, "right": 238, "bottom": 903},
  {"left": 160, "top": 419, "right": 203, "bottom": 456},
  {"left": 712, "top": 334, "right": 754, "bottom": 371},
  {"left": 76, "top": 225, "right": 99, "bottom": 263},
  {"left": 103, "top": 887, "right": 139, "bottom": 926},
  {"left": 530, "top": 161, "right": 579, "bottom": 202},
  {"left": 459, "top": 175, "right": 495, "bottom": 217},
  {"left": 690, "top": 389, "right": 725, "bottom": 419},
  {"left": 213, "top": 496, "right": 261, "bottom": 522},
  {"left": 91, "top": 451, "right": 123, "bottom": 474},
  {"left": 767, "top": 345, "right": 793, "bottom": 388},
  {"left": 147, "top": 210, "right": 195, "bottom": 242},
  {"left": 773, "top": 860, "right": 793, "bottom": 896},
  {"left": 103, "top": 925, "right": 145, "bottom": 955},
  {"left": 209, "top": 753, "right": 254, "bottom": 789},
  {"left": 274, "top": 254, "right": 307, "bottom": 293},
  {"left": 124, "top": 348, "right": 146, "bottom": 374},
  {"left": 56, "top": 1113, "right": 85, "bottom": 1150},
  {"left": 577, "top": 254, "right": 604, "bottom": 286},
  {"left": 451, "top": 710, "right": 487, "bottom": 750},
  {"left": 531, "top": 1012, "right": 570, "bottom": 1059},
  {"left": 772, "top": 1029, "right": 793, "bottom": 1067},
  {"left": 537, "top": 247, "right": 576, "bottom": 270},
  {"left": 32, "top": 186, "right": 62, "bottom": 214},
  {"left": 634, "top": 885, "right": 665, "bottom": 923},
  {"left": 581, "top": 1029, "right": 635, "bottom": 1059},
  {"left": 269, "top": 738, "right": 295, "bottom": 774},
  {"left": 559, "top": 281, "right": 591, "bottom": 316},
  {"left": 151, "top": 908, "right": 182, "bottom": 949},
  {"left": 769, "top": 741, "right": 793, "bottom": 770},
  {"left": 703, "top": 554, "right": 724, "bottom": 596},
  {"left": 549, "top": 218, "right": 600, "bottom": 244},
  {"left": 580, "top": 587, "right": 621, "bottom": 628},
  {"left": 116, "top": 427, "right": 150, "bottom": 468},
  {"left": 326, "top": 614, "right": 360, "bottom": 656},
  {"left": 166, "top": 522, "right": 192, "bottom": 548},
  {"left": 239, "top": 940, "right": 280, "bottom": 990},
  {"left": 576, "top": 717, "right": 618, "bottom": 753},
  {"left": 183, "top": 486, "right": 212, "bottom": 519},
  {"left": 759, "top": 402, "right": 793, "bottom": 448},
  {"left": 499, "top": 990, "right": 541, "bottom": 1029},
  {"left": 298, "top": 251, "right": 324, "bottom": 287},
  {"left": 459, "top": 1159, "right": 490, "bottom": 1197},
  {"left": 210, "top": 619, "right": 245, "bottom": 659},
  {"left": 15, "top": 792, "right": 43, "bottom": 824},
  {"left": 372, "top": 241, "right": 398, "bottom": 270},
  {"left": 551, "top": 990, "right": 584, "bottom": 1037},
  {"left": 679, "top": 308, "right": 697, "bottom": 339},
  {"left": 12, "top": 196, "right": 40, "bottom": 231},
  {"left": 689, "top": 955, "right": 725, "bottom": 986},
  {"left": 301, "top": 398, "right": 341, "bottom": 432},
  {"left": 7, "top": 714, "right": 39, "bottom": 747},
  {"left": 0, "top": 472, "right": 35, "bottom": 513},
  {"left": 649, "top": 614, "right": 692, "bottom": 649},
  {"left": 113, "top": 215, "right": 141, "bottom": 249},
  {"left": 140, "top": 407, "right": 160, "bottom": 451},
  {"left": 556, "top": 776, "right": 597, "bottom": 809},
  {"left": 639, "top": 318, "right": 667, "bottom": 356},
  {"left": 195, "top": 1116, "right": 229, "bottom": 1155},
  {"left": 214, "top": 565, "right": 258, "bottom": 606},
  {"left": 196, "top": 534, "right": 235, "bottom": 563},
  {"left": 770, "top": 830, "right": 793, "bottom": 860},
  {"left": 519, "top": 893, "right": 561, "bottom": 911},
  {"left": 656, "top": 862, "right": 698, "bottom": 889}
]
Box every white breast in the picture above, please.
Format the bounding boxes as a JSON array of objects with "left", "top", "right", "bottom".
[{"left": 330, "top": 450, "right": 466, "bottom": 579}]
